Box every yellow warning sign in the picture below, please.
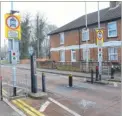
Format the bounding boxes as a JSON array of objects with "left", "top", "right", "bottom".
[
  {"left": 96, "top": 29, "right": 104, "bottom": 46},
  {"left": 5, "top": 13, "right": 21, "bottom": 40}
]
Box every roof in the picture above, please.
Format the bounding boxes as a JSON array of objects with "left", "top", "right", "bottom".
[{"left": 49, "top": 5, "right": 121, "bottom": 35}]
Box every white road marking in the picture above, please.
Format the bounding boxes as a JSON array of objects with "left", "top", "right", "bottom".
[
  {"left": 17, "top": 89, "right": 22, "bottom": 93},
  {"left": 39, "top": 101, "right": 50, "bottom": 112},
  {"left": 48, "top": 97, "right": 81, "bottom": 116},
  {"left": 3, "top": 98, "right": 26, "bottom": 116},
  {"left": 80, "top": 99, "right": 96, "bottom": 108}
]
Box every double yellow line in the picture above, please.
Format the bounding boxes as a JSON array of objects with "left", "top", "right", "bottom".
[
  {"left": 12, "top": 99, "right": 44, "bottom": 116},
  {"left": 2, "top": 89, "right": 44, "bottom": 116}
]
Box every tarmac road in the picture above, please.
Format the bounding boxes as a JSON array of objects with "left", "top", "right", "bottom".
[{"left": 1, "top": 65, "right": 121, "bottom": 116}]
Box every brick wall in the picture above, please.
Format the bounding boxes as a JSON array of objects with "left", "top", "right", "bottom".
[
  {"left": 50, "top": 19, "right": 121, "bottom": 63},
  {"left": 65, "top": 30, "right": 79, "bottom": 46},
  {"left": 51, "top": 51, "right": 59, "bottom": 62}
]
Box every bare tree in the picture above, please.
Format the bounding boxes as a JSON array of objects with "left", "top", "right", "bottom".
[
  {"left": 34, "top": 13, "right": 47, "bottom": 58},
  {"left": 42, "top": 24, "right": 58, "bottom": 58},
  {"left": 20, "top": 13, "right": 31, "bottom": 59}
]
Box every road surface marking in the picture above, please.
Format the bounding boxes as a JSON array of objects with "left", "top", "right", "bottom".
[
  {"left": 3, "top": 98, "right": 26, "bottom": 116},
  {"left": 12, "top": 100, "right": 37, "bottom": 116},
  {"left": 80, "top": 99, "right": 96, "bottom": 108},
  {"left": 17, "top": 89, "right": 22, "bottom": 93},
  {"left": 16, "top": 99, "right": 44, "bottom": 116},
  {"left": 39, "top": 101, "right": 51, "bottom": 112},
  {"left": 48, "top": 97, "right": 81, "bottom": 116}
]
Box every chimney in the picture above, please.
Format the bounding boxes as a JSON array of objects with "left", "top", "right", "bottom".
[
  {"left": 110, "top": 1, "right": 116, "bottom": 8},
  {"left": 110, "top": 1, "right": 121, "bottom": 8}
]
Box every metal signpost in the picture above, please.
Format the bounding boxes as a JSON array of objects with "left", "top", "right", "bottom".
[
  {"left": 5, "top": 1, "right": 21, "bottom": 96},
  {"left": 85, "top": 2, "right": 89, "bottom": 72},
  {"left": 97, "top": 2, "right": 103, "bottom": 80},
  {"left": 28, "top": 46, "right": 37, "bottom": 93}
]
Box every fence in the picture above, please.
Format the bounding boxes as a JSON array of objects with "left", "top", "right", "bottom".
[
  {"left": 2, "top": 74, "right": 30, "bottom": 99},
  {"left": 37, "top": 61, "right": 118, "bottom": 73}
]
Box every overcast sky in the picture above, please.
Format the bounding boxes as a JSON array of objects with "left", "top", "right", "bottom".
[{"left": 1, "top": 1, "right": 109, "bottom": 46}]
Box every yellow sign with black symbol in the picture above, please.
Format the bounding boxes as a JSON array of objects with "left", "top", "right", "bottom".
[
  {"left": 96, "top": 29, "right": 103, "bottom": 47},
  {"left": 5, "top": 13, "right": 21, "bottom": 40}
]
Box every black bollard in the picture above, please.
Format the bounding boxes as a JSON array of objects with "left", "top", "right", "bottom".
[
  {"left": 69, "top": 74, "right": 73, "bottom": 87},
  {"left": 42, "top": 72, "right": 46, "bottom": 92},
  {"left": 111, "top": 65, "right": 114, "bottom": 79},
  {"left": 96, "top": 66, "right": 99, "bottom": 81},
  {"left": 30, "top": 54, "right": 37, "bottom": 93},
  {"left": 91, "top": 69, "right": 94, "bottom": 84}
]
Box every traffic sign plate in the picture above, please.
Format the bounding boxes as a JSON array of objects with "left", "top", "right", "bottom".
[
  {"left": 6, "top": 15, "right": 20, "bottom": 30},
  {"left": 97, "top": 31, "right": 103, "bottom": 40},
  {"left": 5, "top": 14, "right": 21, "bottom": 40},
  {"left": 8, "top": 30, "right": 18, "bottom": 38},
  {"left": 28, "top": 46, "right": 34, "bottom": 55}
]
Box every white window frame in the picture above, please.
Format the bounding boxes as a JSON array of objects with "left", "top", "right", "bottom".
[
  {"left": 60, "top": 50, "right": 65, "bottom": 62},
  {"left": 108, "top": 47, "right": 118, "bottom": 61},
  {"left": 83, "top": 48, "right": 90, "bottom": 61},
  {"left": 108, "top": 21, "right": 117, "bottom": 37},
  {"left": 59, "top": 32, "right": 64, "bottom": 44},
  {"left": 71, "top": 50, "right": 76, "bottom": 62},
  {"left": 82, "top": 28, "right": 89, "bottom": 41}
]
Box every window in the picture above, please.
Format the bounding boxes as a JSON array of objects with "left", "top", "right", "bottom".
[
  {"left": 71, "top": 50, "right": 76, "bottom": 62},
  {"left": 82, "top": 28, "right": 89, "bottom": 41},
  {"left": 60, "top": 50, "right": 65, "bottom": 62},
  {"left": 83, "top": 48, "right": 90, "bottom": 61},
  {"left": 60, "top": 33, "right": 64, "bottom": 44},
  {"left": 108, "top": 47, "right": 118, "bottom": 60},
  {"left": 108, "top": 22, "right": 117, "bottom": 37}
]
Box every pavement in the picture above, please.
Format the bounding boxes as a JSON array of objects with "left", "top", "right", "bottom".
[
  {"left": 0, "top": 99, "right": 21, "bottom": 116},
  {"left": 0, "top": 64, "right": 121, "bottom": 116},
  {"left": 16, "top": 64, "right": 121, "bottom": 81}
]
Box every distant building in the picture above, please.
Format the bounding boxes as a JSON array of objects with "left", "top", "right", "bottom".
[{"left": 49, "top": 2, "right": 121, "bottom": 63}]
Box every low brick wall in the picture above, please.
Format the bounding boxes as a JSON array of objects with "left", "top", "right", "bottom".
[
  {"left": 20, "top": 58, "right": 49, "bottom": 64},
  {"left": 20, "top": 59, "right": 30, "bottom": 64},
  {"left": 37, "top": 61, "right": 111, "bottom": 73}
]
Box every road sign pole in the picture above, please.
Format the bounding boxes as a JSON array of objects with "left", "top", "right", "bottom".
[
  {"left": 11, "top": 1, "right": 17, "bottom": 96},
  {"left": 85, "top": 2, "right": 89, "bottom": 72},
  {"left": 12, "top": 65, "right": 16, "bottom": 96},
  {"left": 97, "top": 2, "right": 102, "bottom": 80}
]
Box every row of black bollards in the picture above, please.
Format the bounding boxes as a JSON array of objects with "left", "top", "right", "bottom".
[
  {"left": 41, "top": 65, "right": 115, "bottom": 90},
  {"left": 91, "top": 65, "right": 115, "bottom": 83},
  {"left": 41, "top": 73, "right": 74, "bottom": 89}
]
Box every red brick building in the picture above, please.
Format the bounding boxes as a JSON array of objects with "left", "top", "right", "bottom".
[{"left": 49, "top": 2, "right": 121, "bottom": 63}]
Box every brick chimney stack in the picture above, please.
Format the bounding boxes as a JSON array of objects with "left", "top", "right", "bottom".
[{"left": 110, "top": 1, "right": 121, "bottom": 8}]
